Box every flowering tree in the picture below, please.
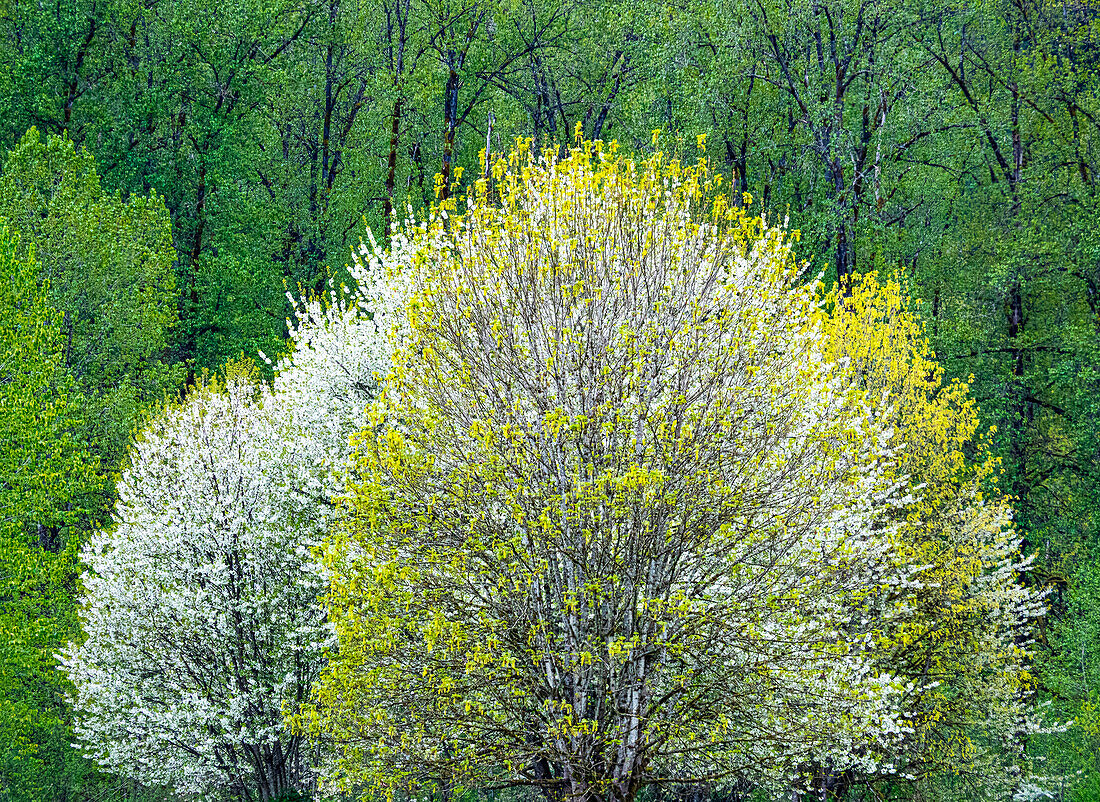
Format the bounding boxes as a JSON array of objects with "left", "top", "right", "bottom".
[
  {"left": 307, "top": 141, "right": 938, "bottom": 801},
  {"left": 59, "top": 242, "right": 406, "bottom": 801},
  {"left": 813, "top": 273, "right": 1048, "bottom": 800}
]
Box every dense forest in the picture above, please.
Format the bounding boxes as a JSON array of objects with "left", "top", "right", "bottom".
[{"left": 2, "top": 0, "right": 1100, "bottom": 798}]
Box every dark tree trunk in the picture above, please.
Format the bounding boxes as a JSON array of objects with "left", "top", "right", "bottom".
[
  {"left": 385, "top": 96, "right": 403, "bottom": 220},
  {"left": 441, "top": 62, "right": 460, "bottom": 199}
]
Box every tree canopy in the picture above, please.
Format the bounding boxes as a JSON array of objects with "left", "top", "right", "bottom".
[
  {"left": 0, "top": 129, "right": 179, "bottom": 469},
  {"left": 0, "top": 224, "right": 103, "bottom": 802},
  {"left": 304, "top": 140, "right": 1045, "bottom": 802},
  {"left": 4, "top": 0, "right": 1100, "bottom": 793}
]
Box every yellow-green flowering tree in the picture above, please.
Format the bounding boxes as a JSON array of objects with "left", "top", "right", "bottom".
[
  {"left": 815, "top": 273, "right": 1048, "bottom": 799},
  {"left": 304, "top": 140, "right": 1045, "bottom": 802}
]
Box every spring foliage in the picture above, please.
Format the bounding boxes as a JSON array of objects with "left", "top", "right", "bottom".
[
  {"left": 301, "top": 140, "right": 1043, "bottom": 801},
  {"left": 57, "top": 133, "right": 1046, "bottom": 800},
  {"left": 818, "top": 274, "right": 1047, "bottom": 797},
  {"left": 0, "top": 225, "right": 102, "bottom": 802},
  {"left": 0, "top": 129, "right": 180, "bottom": 468},
  {"left": 59, "top": 246, "right": 404, "bottom": 799}
]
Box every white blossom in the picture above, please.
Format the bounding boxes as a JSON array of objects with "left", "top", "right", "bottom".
[{"left": 59, "top": 238, "right": 408, "bottom": 800}]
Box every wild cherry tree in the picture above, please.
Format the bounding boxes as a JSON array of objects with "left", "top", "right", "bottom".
[
  {"left": 59, "top": 241, "right": 407, "bottom": 801},
  {"left": 307, "top": 140, "right": 936, "bottom": 801}
]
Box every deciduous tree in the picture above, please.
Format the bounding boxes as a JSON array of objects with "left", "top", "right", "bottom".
[
  {"left": 816, "top": 272, "right": 1048, "bottom": 800},
  {"left": 308, "top": 141, "right": 943, "bottom": 801},
  {"left": 0, "top": 224, "right": 103, "bottom": 802},
  {"left": 0, "top": 129, "right": 180, "bottom": 469},
  {"left": 60, "top": 243, "right": 405, "bottom": 800}
]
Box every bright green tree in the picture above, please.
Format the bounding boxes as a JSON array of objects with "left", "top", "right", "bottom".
[
  {"left": 0, "top": 223, "right": 103, "bottom": 802},
  {"left": 0, "top": 128, "right": 181, "bottom": 469}
]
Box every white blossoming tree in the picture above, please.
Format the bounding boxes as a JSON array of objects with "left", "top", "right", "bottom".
[{"left": 59, "top": 240, "right": 407, "bottom": 801}]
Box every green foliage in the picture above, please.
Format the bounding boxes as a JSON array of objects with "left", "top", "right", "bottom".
[
  {"left": 0, "top": 542, "right": 94, "bottom": 802},
  {"left": 1040, "top": 557, "right": 1100, "bottom": 800},
  {"left": 0, "top": 224, "right": 103, "bottom": 802},
  {"left": 0, "top": 128, "right": 181, "bottom": 468},
  {"left": 0, "top": 223, "right": 101, "bottom": 543},
  {"left": 0, "top": 0, "right": 1097, "bottom": 795},
  {"left": 0, "top": 0, "right": 116, "bottom": 145}
]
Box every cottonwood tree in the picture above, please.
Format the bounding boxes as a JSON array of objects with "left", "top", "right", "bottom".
[
  {"left": 93, "top": 0, "right": 318, "bottom": 372},
  {"left": 306, "top": 140, "right": 938, "bottom": 801},
  {"left": 60, "top": 242, "right": 406, "bottom": 801},
  {"left": 678, "top": 0, "right": 934, "bottom": 281},
  {"left": 491, "top": 0, "right": 657, "bottom": 151}
]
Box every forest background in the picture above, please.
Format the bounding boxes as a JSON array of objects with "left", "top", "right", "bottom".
[{"left": 1, "top": 0, "right": 1100, "bottom": 798}]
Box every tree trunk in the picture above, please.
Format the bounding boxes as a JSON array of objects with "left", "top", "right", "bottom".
[
  {"left": 441, "top": 61, "right": 459, "bottom": 199},
  {"left": 385, "top": 96, "right": 403, "bottom": 220}
]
